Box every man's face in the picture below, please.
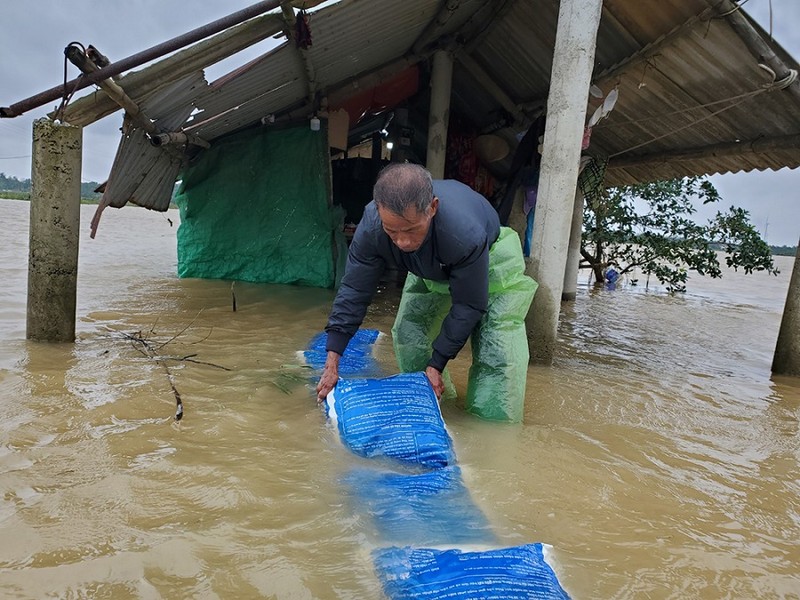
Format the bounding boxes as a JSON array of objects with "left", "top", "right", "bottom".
[{"left": 377, "top": 198, "right": 438, "bottom": 253}]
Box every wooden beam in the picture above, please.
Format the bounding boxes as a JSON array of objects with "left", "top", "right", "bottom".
[
  {"left": 719, "top": 0, "right": 800, "bottom": 103},
  {"left": 411, "top": 0, "right": 461, "bottom": 55},
  {"left": 413, "top": 0, "right": 513, "bottom": 61},
  {"left": 411, "top": 0, "right": 527, "bottom": 128},
  {"left": 66, "top": 45, "right": 211, "bottom": 150},
  {"left": 280, "top": 2, "right": 317, "bottom": 104},
  {"left": 513, "top": 6, "right": 709, "bottom": 118},
  {"left": 591, "top": 5, "right": 715, "bottom": 89},
  {"left": 56, "top": 14, "right": 285, "bottom": 127},
  {"left": 463, "top": 0, "right": 520, "bottom": 55},
  {"left": 519, "top": 1, "right": 795, "bottom": 129},
  {"left": 4, "top": 0, "right": 284, "bottom": 119},
  {"left": 455, "top": 52, "right": 528, "bottom": 125},
  {"left": 65, "top": 46, "right": 159, "bottom": 136},
  {"left": 607, "top": 133, "right": 800, "bottom": 168}
]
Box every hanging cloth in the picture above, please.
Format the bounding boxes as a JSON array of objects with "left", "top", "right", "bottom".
[{"left": 295, "top": 10, "right": 313, "bottom": 49}]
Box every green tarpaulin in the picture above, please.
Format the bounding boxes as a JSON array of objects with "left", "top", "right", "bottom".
[{"left": 175, "top": 125, "right": 343, "bottom": 288}]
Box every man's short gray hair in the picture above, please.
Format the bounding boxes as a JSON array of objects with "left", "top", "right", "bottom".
[{"left": 373, "top": 163, "right": 434, "bottom": 216}]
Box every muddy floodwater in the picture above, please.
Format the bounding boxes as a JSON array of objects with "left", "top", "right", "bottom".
[{"left": 1, "top": 197, "right": 798, "bottom": 599}]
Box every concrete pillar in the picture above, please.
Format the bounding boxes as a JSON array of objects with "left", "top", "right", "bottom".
[
  {"left": 562, "top": 187, "right": 585, "bottom": 301},
  {"left": 26, "top": 118, "right": 83, "bottom": 342},
  {"left": 426, "top": 49, "right": 454, "bottom": 179},
  {"left": 772, "top": 239, "right": 800, "bottom": 375},
  {"left": 526, "top": 0, "right": 602, "bottom": 363}
]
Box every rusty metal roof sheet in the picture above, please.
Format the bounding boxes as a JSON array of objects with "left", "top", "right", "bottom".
[
  {"left": 97, "top": 72, "right": 206, "bottom": 214},
  {"left": 63, "top": 0, "right": 800, "bottom": 211}
]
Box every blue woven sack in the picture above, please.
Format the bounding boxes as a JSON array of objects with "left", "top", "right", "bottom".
[
  {"left": 304, "top": 328, "right": 381, "bottom": 376},
  {"left": 326, "top": 372, "right": 454, "bottom": 468},
  {"left": 373, "top": 543, "right": 570, "bottom": 599},
  {"left": 342, "top": 466, "right": 495, "bottom": 546}
]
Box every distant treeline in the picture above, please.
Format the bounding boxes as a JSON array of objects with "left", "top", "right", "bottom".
[
  {"left": 1, "top": 172, "right": 182, "bottom": 207},
  {"left": 0, "top": 172, "right": 102, "bottom": 200},
  {"left": 770, "top": 245, "right": 797, "bottom": 257},
  {"left": 0, "top": 172, "right": 797, "bottom": 250}
]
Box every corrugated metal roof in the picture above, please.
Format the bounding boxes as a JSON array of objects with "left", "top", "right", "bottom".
[
  {"left": 73, "top": 0, "right": 800, "bottom": 211},
  {"left": 95, "top": 72, "right": 205, "bottom": 216},
  {"left": 456, "top": 0, "right": 800, "bottom": 185},
  {"left": 597, "top": 1, "right": 800, "bottom": 183},
  {"left": 187, "top": 48, "right": 305, "bottom": 140},
  {"left": 184, "top": 0, "right": 456, "bottom": 138}
]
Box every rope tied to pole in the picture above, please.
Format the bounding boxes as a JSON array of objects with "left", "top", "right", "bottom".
[
  {"left": 759, "top": 63, "right": 798, "bottom": 90},
  {"left": 54, "top": 42, "right": 88, "bottom": 122}
]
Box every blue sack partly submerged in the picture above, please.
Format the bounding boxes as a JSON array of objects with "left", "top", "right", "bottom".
[
  {"left": 342, "top": 466, "right": 495, "bottom": 547},
  {"left": 304, "top": 328, "right": 381, "bottom": 376},
  {"left": 373, "top": 543, "right": 570, "bottom": 600},
  {"left": 306, "top": 330, "right": 571, "bottom": 598},
  {"left": 326, "top": 372, "right": 454, "bottom": 469}
]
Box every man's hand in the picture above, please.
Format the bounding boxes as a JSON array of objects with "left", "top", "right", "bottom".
[
  {"left": 425, "top": 366, "right": 444, "bottom": 399},
  {"left": 316, "top": 351, "right": 341, "bottom": 402}
]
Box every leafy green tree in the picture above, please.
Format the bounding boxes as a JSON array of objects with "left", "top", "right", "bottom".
[
  {"left": 80, "top": 181, "right": 102, "bottom": 200},
  {"left": 581, "top": 176, "right": 778, "bottom": 293}
]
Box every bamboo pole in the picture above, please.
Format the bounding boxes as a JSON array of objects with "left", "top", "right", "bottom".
[
  {"left": 56, "top": 13, "right": 285, "bottom": 127},
  {"left": 426, "top": 49, "right": 454, "bottom": 179},
  {"left": 65, "top": 45, "right": 210, "bottom": 149},
  {"left": 280, "top": 2, "right": 317, "bottom": 105},
  {"left": 721, "top": 0, "right": 800, "bottom": 104},
  {"left": 2, "top": 1, "right": 285, "bottom": 120}
]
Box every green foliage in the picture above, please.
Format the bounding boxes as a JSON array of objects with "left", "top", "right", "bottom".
[
  {"left": 0, "top": 172, "right": 102, "bottom": 201},
  {"left": 268, "top": 365, "right": 313, "bottom": 394},
  {"left": 0, "top": 191, "right": 30, "bottom": 200},
  {"left": 582, "top": 176, "right": 778, "bottom": 293},
  {"left": 80, "top": 181, "right": 102, "bottom": 199}
]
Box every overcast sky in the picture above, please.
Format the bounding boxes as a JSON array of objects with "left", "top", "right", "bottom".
[{"left": 1, "top": 0, "right": 798, "bottom": 246}]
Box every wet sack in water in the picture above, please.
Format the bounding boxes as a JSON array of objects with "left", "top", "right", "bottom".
[
  {"left": 325, "top": 372, "right": 454, "bottom": 469},
  {"left": 310, "top": 335, "right": 570, "bottom": 598},
  {"left": 303, "top": 328, "right": 381, "bottom": 376},
  {"left": 342, "top": 465, "right": 495, "bottom": 547},
  {"left": 373, "top": 543, "right": 570, "bottom": 600}
]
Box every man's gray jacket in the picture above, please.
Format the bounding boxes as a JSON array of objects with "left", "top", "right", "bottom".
[{"left": 325, "top": 179, "right": 500, "bottom": 372}]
